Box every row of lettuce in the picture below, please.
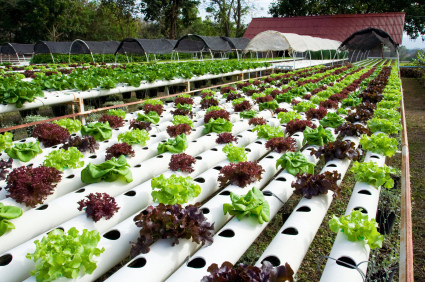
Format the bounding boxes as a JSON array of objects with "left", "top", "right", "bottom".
[{"left": 0, "top": 62, "right": 402, "bottom": 281}]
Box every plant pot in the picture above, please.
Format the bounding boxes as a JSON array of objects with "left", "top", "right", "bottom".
[
  {"left": 369, "top": 268, "right": 396, "bottom": 282},
  {"left": 376, "top": 209, "right": 396, "bottom": 235}
]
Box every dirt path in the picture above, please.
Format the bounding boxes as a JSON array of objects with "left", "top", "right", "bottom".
[{"left": 401, "top": 77, "right": 425, "bottom": 279}]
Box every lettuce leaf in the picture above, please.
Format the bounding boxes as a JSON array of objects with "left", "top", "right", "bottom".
[
  {"left": 0, "top": 202, "right": 23, "bottom": 237},
  {"left": 157, "top": 133, "right": 188, "bottom": 154},
  {"left": 118, "top": 129, "right": 150, "bottom": 145},
  {"left": 319, "top": 113, "right": 346, "bottom": 128},
  {"left": 276, "top": 152, "right": 315, "bottom": 175},
  {"left": 81, "top": 155, "right": 132, "bottom": 184},
  {"left": 302, "top": 125, "right": 335, "bottom": 146},
  {"left": 151, "top": 174, "right": 201, "bottom": 204},
  {"left": 0, "top": 132, "right": 14, "bottom": 152},
  {"left": 136, "top": 111, "right": 160, "bottom": 124},
  {"left": 351, "top": 161, "right": 398, "bottom": 189},
  {"left": 43, "top": 147, "right": 84, "bottom": 171},
  {"left": 52, "top": 118, "right": 82, "bottom": 134},
  {"left": 5, "top": 141, "right": 43, "bottom": 162},
  {"left": 203, "top": 118, "right": 233, "bottom": 134},
  {"left": 81, "top": 122, "right": 113, "bottom": 141},
  {"left": 359, "top": 133, "right": 398, "bottom": 157}
]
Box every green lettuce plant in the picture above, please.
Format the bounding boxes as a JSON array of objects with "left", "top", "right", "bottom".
[
  {"left": 302, "top": 125, "right": 336, "bottom": 146},
  {"left": 239, "top": 110, "right": 257, "bottom": 119},
  {"left": 43, "top": 147, "right": 84, "bottom": 171},
  {"left": 151, "top": 174, "right": 201, "bottom": 204},
  {"left": 81, "top": 122, "right": 112, "bottom": 141},
  {"left": 251, "top": 92, "right": 266, "bottom": 100},
  {"left": 222, "top": 143, "right": 247, "bottom": 163},
  {"left": 232, "top": 97, "right": 246, "bottom": 106},
  {"left": 319, "top": 113, "right": 346, "bottom": 128},
  {"left": 359, "top": 133, "right": 398, "bottom": 157},
  {"left": 223, "top": 187, "right": 270, "bottom": 224},
  {"left": 157, "top": 133, "right": 188, "bottom": 154},
  {"left": 118, "top": 129, "right": 150, "bottom": 145},
  {"left": 341, "top": 96, "right": 362, "bottom": 108},
  {"left": 5, "top": 141, "right": 43, "bottom": 162},
  {"left": 351, "top": 161, "right": 398, "bottom": 189},
  {"left": 329, "top": 209, "right": 383, "bottom": 249},
  {"left": 81, "top": 155, "right": 133, "bottom": 184},
  {"left": 0, "top": 202, "right": 23, "bottom": 237},
  {"left": 176, "top": 103, "right": 192, "bottom": 111},
  {"left": 259, "top": 100, "right": 279, "bottom": 111},
  {"left": 310, "top": 95, "right": 327, "bottom": 105},
  {"left": 376, "top": 100, "right": 399, "bottom": 109},
  {"left": 143, "top": 99, "right": 163, "bottom": 106},
  {"left": 205, "top": 106, "right": 222, "bottom": 113},
  {"left": 373, "top": 108, "right": 401, "bottom": 121},
  {"left": 276, "top": 152, "right": 315, "bottom": 175},
  {"left": 0, "top": 132, "right": 13, "bottom": 152},
  {"left": 337, "top": 108, "right": 348, "bottom": 115},
  {"left": 367, "top": 118, "right": 402, "bottom": 135},
  {"left": 203, "top": 118, "right": 233, "bottom": 134},
  {"left": 52, "top": 118, "right": 82, "bottom": 134},
  {"left": 106, "top": 109, "right": 126, "bottom": 119},
  {"left": 292, "top": 101, "right": 315, "bottom": 113},
  {"left": 136, "top": 111, "right": 160, "bottom": 124},
  {"left": 252, "top": 124, "right": 284, "bottom": 140},
  {"left": 26, "top": 227, "right": 105, "bottom": 282},
  {"left": 172, "top": 115, "right": 194, "bottom": 128},
  {"left": 275, "top": 92, "right": 296, "bottom": 103},
  {"left": 277, "top": 111, "right": 301, "bottom": 124}
]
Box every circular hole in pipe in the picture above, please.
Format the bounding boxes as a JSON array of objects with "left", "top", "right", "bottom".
[
  {"left": 20, "top": 139, "right": 26, "bottom": 142},
  {"left": 26, "top": 163, "right": 33, "bottom": 167},
  {"left": 156, "top": 155, "right": 164, "bottom": 158},
  {"left": 237, "top": 135, "right": 243, "bottom": 137},
  {"left": 248, "top": 129, "right": 252, "bottom": 132},
  {"left": 201, "top": 208, "right": 210, "bottom": 214},
  {"left": 151, "top": 135, "right": 157, "bottom": 138},
  {"left": 211, "top": 148, "right": 218, "bottom": 151},
  {"left": 0, "top": 254, "right": 12, "bottom": 266},
  {"left": 296, "top": 206, "right": 311, "bottom": 212},
  {"left": 354, "top": 207, "right": 368, "bottom": 214},
  {"left": 66, "top": 174, "right": 75, "bottom": 179},
  {"left": 160, "top": 140, "right": 167, "bottom": 143},
  {"left": 219, "top": 191, "right": 231, "bottom": 196},
  {"left": 336, "top": 256, "right": 357, "bottom": 269},
  {"left": 206, "top": 134, "right": 211, "bottom": 136},
  {"left": 327, "top": 164, "right": 337, "bottom": 168},
  {"left": 213, "top": 166, "right": 222, "bottom": 171},
  {"left": 195, "top": 156, "right": 202, "bottom": 160},
  {"left": 276, "top": 177, "right": 287, "bottom": 182},
  {"left": 192, "top": 140, "right": 197, "bottom": 143},
  {"left": 358, "top": 190, "right": 372, "bottom": 195},
  {"left": 293, "top": 134, "right": 300, "bottom": 137},
  {"left": 192, "top": 129, "right": 196, "bottom": 132},
  {"left": 245, "top": 148, "right": 251, "bottom": 152},
  {"left": 262, "top": 191, "right": 273, "bottom": 196},
  {"left": 142, "top": 147, "right": 149, "bottom": 150},
  {"left": 255, "top": 141, "right": 263, "bottom": 144},
  {"left": 134, "top": 164, "right": 142, "bottom": 168},
  {"left": 187, "top": 257, "right": 206, "bottom": 269},
  {"left": 89, "top": 155, "right": 97, "bottom": 159},
  {"left": 128, "top": 258, "right": 147, "bottom": 268},
  {"left": 124, "top": 191, "right": 136, "bottom": 197},
  {"left": 71, "top": 133, "right": 77, "bottom": 137},
  {"left": 282, "top": 227, "right": 298, "bottom": 235},
  {"left": 75, "top": 188, "right": 85, "bottom": 193},
  {"left": 370, "top": 155, "right": 380, "bottom": 159},
  {"left": 261, "top": 256, "right": 281, "bottom": 267},
  {"left": 103, "top": 140, "right": 109, "bottom": 143},
  {"left": 114, "top": 128, "right": 120, "bottom": 131},
  {"left": 51, "top": 145, "right": 58, "bottom": 149},
  {"left": 194, "top": 178, "right": 205, "bottom": 183},
  {"left": 218, "top": 229, "right": 235, "bottom": 238},
  {"left": 103, "top": 230, "right": 121, "bottom": 240},
  {"left": 36, "top": 205, "right": 48, "bottom": 211},
  {"left": 266, "top": 155, "right": 274, "bottom": 159}
]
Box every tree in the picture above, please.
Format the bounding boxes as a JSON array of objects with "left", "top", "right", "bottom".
[{"left": 269, "top": 0, "right": 425, "bottom": 40}]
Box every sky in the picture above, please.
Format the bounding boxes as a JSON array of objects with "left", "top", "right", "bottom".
[{"left": 199, "top": 0, "right": 425, "bottom": 50}]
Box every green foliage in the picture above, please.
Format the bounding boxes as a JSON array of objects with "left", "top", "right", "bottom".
[
  {"left": 5, "top": 141, "right": 43, "bottom": 162},
  {"left": 81, "top": 155, "right": 133, "bottom": 184},
  {"left": 151, "top": 174, "right": 201, "bottom": 205},
  {"left": 277, "top": 111, "right": 301, "bottom": 124},
  {"left": 0, "top": 132, "right": 13, "bottom": 152},
  {"left": 351, "top": 161, "right": 398, "bottom": 189},
  {"left": 136, "top": 111, "right": 160, "bottom": 124},
  {"left": 143, "top": 99, "right": 163, "bottom": 106},
  {"left": 223, "top": 187, "right": 270, "bottom": 224},
  {"left": 310, "top": 95, "right": 327, "bottom": 105},
  {"left": 157, "top": 134, "right": 188, "bottom": 154},
  {"left": 337, "top": 108, "right": 348, "bottom": 115},
  {"left": 176, "top": 103, "right": 193, "bottom": 111},
  {"left": 292, "top": 101, "right": 315, "bottom": 112},
  {"left": 329, "top": 210, "right": 383, "bottom": 250},
  {"left": 0, "top": 203, "right": 23, "bottom": 237},
  {"left": 360, "top": 133, "right": 398, "bottom": 157},
  {"left": 252, "top": 124, "right": 284, "bottom": 140},
  {"left": 373, "top": 108, "right": 401, "bottom": 121},
  {"left": 252, "top": 92, "right": 266, "bottom": 100},
  {"left": 319, "top": 113, "right": 346, "bottom": 128},
  {"left": 43, "top": 147, "right": 84, "bottom": 171},
  {"left": 26, "top": 227, "right": 105, "bottom": 282},
  {"left": 232, "top": 97, "right": 246, "bottom": 106},
  {"left": 259, "top": 100, "right": 279, "bottom": 111},
  {"left": 52, "top": 118, "right": 82, "bottom": 134},
  {"left": 376, "top": 100, "right": 400, "bottom": 109},
  {"left": 106, "top": 109, "right": 127, "bottom": 119},
  {"left": 367, "top": 118, "right": 402, "bottom": 134},
  {"left": 222, "top": 143, "right": 247, "bottom": 163},
  {"left": 341, "top": 96, "right": 362, "bottom": 108},
  {"left": 206, "top": 106, "right": 222, "bottom": 113},
  {"left": 203, "top": 118, "right": 233, "bottom": 134},
  {"left": 276, "top": 152, "right": 315, "bottom": 175},
  {"left": 118, "top": 129, "right": 150, "bottom": 145},
  {"left": 172, "top": 115, "right": 194, "bottom": 128},
  {"left": 239, "top": 110, "right": 257, "bottom": 119},
  {"left": 302, "top": 125, "right": 336, "bottom": 146},
  {"left": 81, "top": 122, "right": 112, "bottom": 141}
]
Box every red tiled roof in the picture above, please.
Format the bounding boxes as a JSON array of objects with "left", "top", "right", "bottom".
[{"left": 244, "top": 13, "right": 405, "bottom": 44}]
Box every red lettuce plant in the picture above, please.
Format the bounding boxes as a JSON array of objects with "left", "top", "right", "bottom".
[
  {"left": 32, "top": 123, "right": 70, "bottom": 147},
  {"left": 335, "top": 123, "right": 371, "bottom": 137},
  {"left": 346, "top": 109, "right": 373, "bottom": 124},
  {"left": 265, "top": 137, "right": 297, "bottom": 153},
  {"left": 305, "top": 107, "right": 328, "bottom": 120},
  {"left": 356, "top": 102, "right": 376, "bottom": 113},
  {"left": 218, "top": 161, "right": 265, "bottom": 188},
  {"left": 220, "top": 86, "right": 236, "bottom": 94},
  {"left": 226, "top": 93, "right": 243, "bottom": 102},
  {"left": 0, "top": 158, "right": 13, "bottom": 181},
  {"left": 169, "top": 153, "right": 197, "bottom": 173},
  {"left": 249, "top": 117, "right": 267, "bottom": 126},
  {"left": 319, "top": 99, "right": 338, "bottom": 109},
  {"left": 201, "top": 98, "right": 219, "bottom": 109},
  {"left": 291, "top": 99, "right": 300, "bottom": 106},
  {"left": 292, "top": 171, "right": 341, "bottom": 199},
  {"left": 61, "top": 135, "right": 99, "bottom": 153},
  {"left": 166, "top": 124, "right": 192, "bottom": 138},
  {"left": 270, "top": 89, "right": 282, "bottom": 98},
  {"left": 204, "top": 109, "right": 230, "bottom": 123},
  {"left": 237, "top": 82, "right": 250, "bottom": 89},
  {"left": 5, "top": 165, "right": 62, "bottom": 207},
  {"left": 302, "top": 94, "right": 312, "bottom": 100},
  {"left": 171, "top": 108, "right": 194, "bottom": 118},
  {"left": 131, "top": 203, "right": 214, "bottom": 256},
  {"left": 329, "top": 93, "right": 348, "bottom": 102},
  {"left": 143, "top": 104, "right": 164, "bottom": 116},
  {"left": 201, "top": 92, "right": 215, "bottom": 99},
  {"left": 129, "top": 120, "right": 152, "bottom": 132},
  {"left": 285, "top": 119, "right": 317, "bottom": 136},
  {"left": 105, "top": 143, "right": 135, "bottom": 161},
  {"left": 98, "top": 114, "right": 124, "bottom": 129},
  {"left": 311, "top": 140, "right": 360, "bottom": 163},
  {"left": 255, "top": 95, "right": 274, "bottom": 104},
  {"left": 216, "top": 133, "right": 238, "bottom": 144},
  {"left": 77, "top": 192, "right": 120, "bottom": 222},
  {"left": 274, "top": 107, "right": 288, "bottom": 114},
  {"left": 174, "top": 97, "right": 194, "bottom": 106},
  {"left": 234, "top": 100, "right": 252, "bottom": 112}
]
